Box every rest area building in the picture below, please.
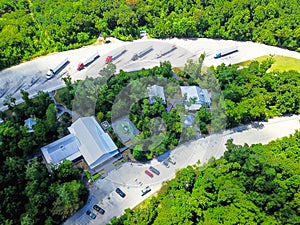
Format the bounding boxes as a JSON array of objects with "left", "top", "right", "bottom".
[{"left": 41, "top": 117, "right": 119, "bottom": 175}]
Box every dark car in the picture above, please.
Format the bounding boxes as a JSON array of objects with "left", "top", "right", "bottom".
[
  {"left": 168, "top": 157, "right": 176, "bottom": 165},
  {"left": 86, "top": 210, "right": 96, "bottom": 219},
  {"left": 149, "top": 166, "right": 160, "bottom": 175},
  {"left": 162, "top": 160, "right": 170, "bottom": 168},
  {"left": 116, "top": 188, "right": 126, "bottom": 198},
  {"left": 93, "top": 204, "right": 105, "bottom": 215},
  {"left": 141, "top": 186, "right": 151, "bottom": 196},
  {"left": 145, "top": 169, "right": 154, "bottom": 178}
]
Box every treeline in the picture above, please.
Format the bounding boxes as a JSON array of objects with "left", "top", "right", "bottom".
[
  {"left": 1, "top": 0, "right": 299, "bottom": 69},
  {"left": 0, "top": 92, "right": 88, "bottom": 225},
  {"left": 214, "top": 58, "right": 300, "bottom": 127},
  {"left": 109, "top": 130, "right": 300, "bottom": 224}
]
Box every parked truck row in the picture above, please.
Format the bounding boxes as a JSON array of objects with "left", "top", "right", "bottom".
[{"left": 46, "top": 44, "right": 239, "bottom": 79}]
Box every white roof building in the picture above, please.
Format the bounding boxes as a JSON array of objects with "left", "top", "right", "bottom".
[
  {"left": 41, "top": 117, "right": 119, "bottom": 174},
  {"left": 24, "top": 118, "right": 36, "bottom": 133},
  {"left": 147, "top": 85, "right": 166, "bottom": 104},
  {"left": 180, "top": 86, "right": 211, "bottom": 111}
]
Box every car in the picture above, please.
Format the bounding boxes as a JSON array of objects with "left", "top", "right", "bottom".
[
  {"left": 162, "top": 160, "right": 170, "bottom": 168},
  {"left": 86, "top": 210, "right": 96, "bottom": 219},
  {"left": 168, "top": 157, "right": 176, "bottom": 165},
  {"left": 141, "top": 186, "right": 151, "bottom": 196},
  {"left": 93, "top": 204, "right": 105, "bottom": 215},
  {"left": 145, "top": 170, "right": 154, "bottom": 178},
  {"left": 149, "top": 166, "right": 160, "bottom": 175},
  {"left": 116, "top": 188, "right": 126, "bottom": 198}
]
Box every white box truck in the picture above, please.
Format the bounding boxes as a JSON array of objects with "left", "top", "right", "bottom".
[{"left": 46, "top": 57, "right": 69, "bottom": 79}]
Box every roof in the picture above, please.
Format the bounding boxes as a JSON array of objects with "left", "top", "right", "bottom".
[
  {"left": 68, "top": 117, "right": 118, "bottom": 169},
  {"left": 180, "top": 86, "right": 211, "bottom": 111},
  {"left": 41, "top": 134, "right": 81, "bottom": 165},
  {"left": 147, "top": 85, "right": 166, "bottom": 104},
  {"left": 24, "top": 118, "right": 36, "bottom": 132}
]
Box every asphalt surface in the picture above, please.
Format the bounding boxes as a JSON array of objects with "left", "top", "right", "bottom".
[
  {"left": 63, "top": 115, "right": 300, "bottom": 225},
  {"left": 1, "top": 38, "right": 300, "bottom": 111}
]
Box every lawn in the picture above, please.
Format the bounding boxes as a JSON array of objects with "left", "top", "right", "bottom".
[{"left": 237, "top": 55, "right": 300, "bottom": 72}]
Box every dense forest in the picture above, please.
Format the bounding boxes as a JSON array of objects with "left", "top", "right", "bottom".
[
  {"left": 109, "top": 130, "right": 300, "bottom": 224},
  {"left": 1, "top": 0, "right": 299, "bottom": 69},
  {"left": 0, "top": 92, "right": 88, "bottom": 225}
]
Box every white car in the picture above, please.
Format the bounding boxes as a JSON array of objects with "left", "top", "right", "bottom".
[{"left": 141, "top": 186, "right": 151, "bottom": 196}]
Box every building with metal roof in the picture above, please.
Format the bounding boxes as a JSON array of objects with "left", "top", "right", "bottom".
[
  {"left": 147, "top": 85, "right": 166, "bottom": 104},
  {"left": 180, "top": 86, "right": 211, "bottom": 111},
  {"left": 24, "top": 118, "right": 36, "bottom": 133},
  {"left": 41, "top": 117, "right": 119, "bottom": 174}
]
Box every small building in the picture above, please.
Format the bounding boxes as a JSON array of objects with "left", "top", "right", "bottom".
[
  {"left": 24, "top": 118, "right": 36, "bottom": 133},
  {"left": 41, "top": 117, "right": 119, "bottom": 175},
  {"left": 147, "top": 85, "right": 166, "bottom": 104},
  {"left": 180, "top": 86, "right": 211, "bottom": 111}
]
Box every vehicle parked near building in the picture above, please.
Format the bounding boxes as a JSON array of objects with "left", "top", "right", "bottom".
[
  {"left": 93, "top": 204, "right": 105, "bottom": 215},
  {"left": 145, "top": 170, "right": 154, "bottom": 178},
  {"left": 149, "top": 166, "right": 160, "bottom": 175},
  {"left": 141, "top": 186, "right": 151, "bottom": 196},
  {"left": 86, "top": 210, "right": 96, "bottom": 219},
  {"left": 116, "top": 188, "right": 126, "bottom": 198},
  {"left": 168, "top": 157, "right": 176, "bottom": 165}
]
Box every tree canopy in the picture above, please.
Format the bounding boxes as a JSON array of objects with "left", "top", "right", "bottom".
[{"left": 1, "top": 0, "right": 299, "bottom": 69}]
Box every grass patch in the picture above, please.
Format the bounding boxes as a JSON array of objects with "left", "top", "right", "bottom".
[
  {"left": 92, "top": 173, "right": 102, "bottom": 181},
  {"left": 236, "top": 55, "right": 300, "bottom": 72}
]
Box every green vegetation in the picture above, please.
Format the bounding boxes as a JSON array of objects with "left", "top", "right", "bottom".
[
  {"left": 237, "top": 55, "right": 300, "bottom": 72},
  {"left": 1, "top": 0, "right": 299, "bottom": 70},
  {"left": 109, "top": 130, "right": 300, "bottom": 225},
  {"left": 214, "top": 58, "right": 300, "bottom": 127},
  {"left": 0, "top": 91, "right": 88, "bottom": 225}
]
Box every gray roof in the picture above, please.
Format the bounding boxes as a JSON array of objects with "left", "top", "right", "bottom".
[
  {"left": 180, "top": 86, "right": 211, "bottom": 111},
  {"left": 41, "top": 134, "right": 81, "bottom": 165},
  {"left": 68, "top": 117, "right": 118, "bottom": 169},
  {"left": 24, "top": 118, "right": 36, "bottom": 132},
  {"left": 147, "top": 85, "right": 166, "bottom": 104}
]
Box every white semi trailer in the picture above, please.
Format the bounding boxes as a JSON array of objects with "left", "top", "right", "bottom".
[
  {"left": 46, "top": 57, "right": 69, "bottom": 79},
  {"left": 131, "top": 46, "right": 153, "bottom": 61},
  {"left": 77, "top": 51, "right": 99, "bottom": 71}
]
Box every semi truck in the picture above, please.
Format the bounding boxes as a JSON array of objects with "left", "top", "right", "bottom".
[
  {"left": 105, "top": 48, "right": 127, "bottom": 64},
  {"left": 46, "top": 57, "right": 69, "bottom": 79},
  {"left": 156, "top": 45, "right": 177, "bottom": 58},
  {"left": 77, "top": 51, "right": 99, "bottom": 71},
  {"left": 214, "top": 46, "right": 238, "bottom": 59},
  {"left": 131, "top": 46, "right": 153, "bottom": 61}
]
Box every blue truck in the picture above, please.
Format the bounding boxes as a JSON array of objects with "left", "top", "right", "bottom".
[{"left": 214, "top": 46, "right": 238, "bottom": 59}]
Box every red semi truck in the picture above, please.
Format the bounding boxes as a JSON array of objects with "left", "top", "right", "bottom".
[
  {"left": 105, "top": 48, "right": 127, "bottom": 64},
  {"left": 77, "top": 51, "right": 99, "bottom": 71}
]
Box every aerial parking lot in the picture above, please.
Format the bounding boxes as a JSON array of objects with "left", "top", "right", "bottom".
[{"left": 1, "top": 37, "right": 300, "bottom": 111}]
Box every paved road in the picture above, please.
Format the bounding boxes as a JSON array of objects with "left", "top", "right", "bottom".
[
  {"left": 63, "top": 114, "right": 300, "bottom": 225},
  {"left": 1, "top": 38, "right": 300, "bottom": 111}
]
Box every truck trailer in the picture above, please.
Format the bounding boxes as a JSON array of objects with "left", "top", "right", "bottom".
[
  {"left": 156, "top": 45, "right": 177, "bottom": 58},
  {"left": 77, "top": 51, "right": 99, "bottom": 71},
  {"left": 131, "top": 46, "right": 153, "bottom": 61},
  {"left": 105, "top": 48, "right": 127, "bottom": 64},
  {"left": 214, "top": 46, "right": 238, "bottom": 59},
  {"left": 46, "top": 57, "right": 69, "bottom": 79}
]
